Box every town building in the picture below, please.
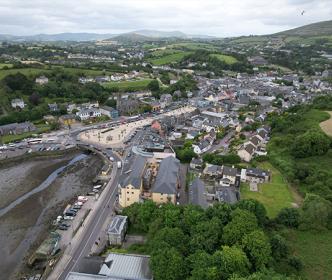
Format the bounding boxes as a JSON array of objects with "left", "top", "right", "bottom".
[
  {"left": 0, "top": 122, "right": 36, "bottom": 136},
  {"left": 76, "top": 108, "right": 101, "bottom": 121},
  {"left": 11, "top": 98, "right": 25, "bottom": 109},
  {"left": 35, "top": 75, "right": 49, "bottom": 85},
  {"left": 66, "top": 253, "right": 152, "bottom": 280},
  {"left": 107, "top": 216, "right": 128, "bottom": 245}
]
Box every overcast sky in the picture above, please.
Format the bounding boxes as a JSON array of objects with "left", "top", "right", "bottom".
[{"left": 0, "top": 0, "right": 331, "bottom": 37}]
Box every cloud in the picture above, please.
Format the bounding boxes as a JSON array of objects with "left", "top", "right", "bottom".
[{"left": 0, "top": 0, "right": 330, "bottom": 36}]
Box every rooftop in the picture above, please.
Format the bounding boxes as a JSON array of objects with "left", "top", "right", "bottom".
[
  {"left": 119, "top": 156, "right": 147, "bottom": 189},
  {"left": 107, "top": 216, "right": 127, "bottom": 235},
  {"left": 151, "top": 156, "right": 179, "bottom": 195}
]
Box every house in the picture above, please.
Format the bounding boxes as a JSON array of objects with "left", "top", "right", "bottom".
[
  {"left": 186, "top": 130, "right": 200, "bottom": 140},
  {"left": 76, "top": 108, "right": 101, "bottom": 121},
  {"left": 193, "top": 139, "right": 212, "bottom": 154},
  {"left": 11, "top": 98, "right": 25, "bottom": 109},
  {"left": 215, "top": 187, "right": 239, "bottom": 204},
  {"left": 203, "top": 164, "right": 222, "bottom": 177},
  {"left": 66, "top": 253, "right": 153, "bottom": 280},
  {"left": 237, "top": 143, "right": 256, "bottom": 162},
  {"left": 160, "top": 93, "right": 172, "bottom": 108},
  {"left": 222, "top": 165, "right": 238, "bottom": 185},
  {"left": 107, "top": 215, "right": 128, "bottom": 245},
  {"left": 0, "top": 122, "right": 36, "bottom": 136},
  {"left": 245, "top": 168, "right": 270, "bottom": 183},
  {"left": 99, "top": 106, "right": 119, "bottom": 119},
  {"left": 249, "top": 135, "right": 262, "bottom": 148},
  {"left": 59, "top": 114, "right": 77, "bottom": 126},
  {"left": 151, "top": 156, "right": 180, "bottom": 204},
  {"left": 189, "top": 178, "right": 208, "bottom": 209},
  {"left": 118, "top": 156, "right": 147, "bottom": 208},
  {"left": 190, "top": 158, "right": 203, "bottom": 170},
  {"left": 35, "top": 75, "right": 49, "bottom": 85},
  {"left": 48, "top": 103, "right": 59, "bottom": 112}
]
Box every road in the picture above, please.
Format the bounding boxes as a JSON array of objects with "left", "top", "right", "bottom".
[
  {"left": 48, "top": 148, "right": 122, "bottom": 280},
  {"left": 48, "top": 129, "right": 145, "bottom": 280}
]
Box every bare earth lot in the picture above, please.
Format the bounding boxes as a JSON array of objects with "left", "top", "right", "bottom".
[
  {"left": 0, "top": 151, "right": 103, "bottom": 280},
  {"left": 319, "top": 111, "right": 332, "bottom": 137}
]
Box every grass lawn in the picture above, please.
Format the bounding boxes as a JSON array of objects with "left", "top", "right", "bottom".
[
  {"left": 285, "top": 229, "right": 332, "bottom": 280},
  {"left": 149, "top": 51, "right": 192, "bottom": 65},
  {"left": 319, "top": 111, "right": 332, "bottom": 137},
  {"left": 103, "top": 79, "right": 153, "bottom": 91},
  {"left": 240, "top": 162, "right": 297, "bottom": 218},
  {"left": 2, "top": 124, "right": 51, "bottom": 143},
  {"left": 0, "top": 63, "right": 13, "bottom": 70},
  {"left": 210, "top": 54, "right": 238, "bottom": 64}
]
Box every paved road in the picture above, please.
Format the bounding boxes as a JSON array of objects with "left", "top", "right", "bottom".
[{"left": 48, "top": 150, "right": 122, "bottom": 280}]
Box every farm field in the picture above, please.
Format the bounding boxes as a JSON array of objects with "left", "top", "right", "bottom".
[
  {"left": 102, "top": 79, "right": 153, "bottom": 91},
  {"left": 240, "top": 162, "right": 298, "bottom": 218},
  {"left": 210, "top": 54, "right": 238, "bottom": 64},
  {"left": 0, "top": 63, "right": 13, "bottom": 70},
  {"left": 148, "top": 51, "right": 192, "bottom": 65},
  {"left": 0, "top": 66, "right": 118, "bottom": 80},
  {"left": 319, "top": 111, "right": 332, "bottom": 137},
  {"left": 285, "top": 229, "right": 332, "bottom": 280}
]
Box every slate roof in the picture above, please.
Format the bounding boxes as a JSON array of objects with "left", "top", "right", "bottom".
[
  {"left": 119, "top": 156, "right": 146, "bottom": 189},
  {"left": 222, "top": 165, "right": 238, "bottom": 177},
  {"left": 151, "top": 156, "right": 179, "bottom": 195},
  {"left": 250, "top": 136, "right": 261, "bottom": 146},
  {"left": 215, "top": 187, "right": 238, "bottom": 204},
  {"left": 107, "top": 216, "right": 127, "bottom": 235},
  {"left": 244, "top": 143, "right": 256, "bottom": 155},
  {"left": 246, "top": 168, "right": 270, "bottom": 179}
]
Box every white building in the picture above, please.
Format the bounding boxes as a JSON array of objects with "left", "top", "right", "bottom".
[
  {"left": 35, "top": 76, "right": 49, "bottom": 85},
  {"left": 11, "top": 98, "right": 25, "bottom": 109},
  {"left": 76, "top": 108, "right": 101, "bottom": 121}
]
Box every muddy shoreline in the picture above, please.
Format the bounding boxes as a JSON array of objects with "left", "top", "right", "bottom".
[{"left": 0, "top": 150, "right": 104, "bottom": 280}]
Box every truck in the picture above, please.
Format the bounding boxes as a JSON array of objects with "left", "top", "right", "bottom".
[{"left": 117, "top": 161, "right": 122, "bottom": 169}]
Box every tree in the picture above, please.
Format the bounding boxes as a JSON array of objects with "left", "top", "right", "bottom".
[
  {"left": 213, "top": 246, "right": 251, "bottom": 279},
  {"left": 122, "top": 200, "right": 158, "bottom": 233},
  {"left": 236, "top": 199, "right": 267, "bottom": 226},
  {"left": 148, "top": 79, "right": 160, "bottom": 92},
  {"left": 300, "top": 193, "right": 332, "bottom": 230},
  {"left": 181, "top": 204, "right": 205, "bottom": 234},
  {"left": 291, "top": 130, "right": 331, "bottom": 158},
  {"left": 223, "top": 209, "right": 258, "bottom": 245},
  {"left": 149, "top": 227, "right": 188, "bottom": 254},
  {"left": 186, "top": 251, "right": 218, "bottom": 280},
  {"left": 241, "top": 230, "right": 272, "bottom": 270},
  {"left": 205, "top": 203, "right": 233, "bottom": 225},
  {"left": 276, "top": 208, "right": 300, "bottom": 228},
  {"left": 190, "top": 217, "right": 223, "bottom": 253},
  {"left": 150, "top": 247, "right": 188, "bottom": 280},
  {"left": 29, "top": 92, "right": 41, "bottom": 105},
  {"left": 270, "top": 234, "right": 289, "bottom": 261},
  {"left": 3, "top": 72, "right": 34, "bottom": 93}
]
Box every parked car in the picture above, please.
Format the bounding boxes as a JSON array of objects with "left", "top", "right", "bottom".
[
  {"left": 63, "top": 216, "right": 74, "bottom": 220},
  {"left": 58, "top": 225, "right": 68, "bottom": 230}
]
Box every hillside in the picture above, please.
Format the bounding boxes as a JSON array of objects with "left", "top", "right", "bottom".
[
  {"left": 112, "top": 33, "right": 155, "bottom": 43},
  {"left": 275, "top": 20, "right": 332, "bottom": 37}
]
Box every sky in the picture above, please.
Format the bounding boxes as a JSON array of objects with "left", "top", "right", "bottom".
[{"left": 0, "top": 0, "right": 331, "bottom": 37}]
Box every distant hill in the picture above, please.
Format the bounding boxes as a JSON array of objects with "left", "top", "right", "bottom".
[
  {"left": 0, "top": 29, "right": 214, "bottom": 42},
  {"left": 275, "top": 20, "right": 332, "bottom": 37},
  {"left": 0, "top": 32, "right": 116, "bottom": 42},
  {"left": 112, "top": 33, "right": 155, "bottom": 43}
]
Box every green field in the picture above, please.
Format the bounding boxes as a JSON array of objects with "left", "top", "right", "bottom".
[
  {"left": 0, "top": 66, "right": 117, "bottom": 80},
  {"left": 148, "top": 51, "right": 192, "bottom": 65},
  {"left": 102, "top": 79, "right": 153, "bottom": 91},
  {"left": 0, "top": 63, "right": 13, "bottom": 70},
  {"left": 286, "top": 229, "right": 332, "bottom": 280},
  {"left": 210, "top": 54, "right": 238, "bottom": 64},
  {"left": 166, "top": 42, "right": 219, "bottom": 51},
  {"left": 240, "top": 162, "right": 297, "bottom": 218}
]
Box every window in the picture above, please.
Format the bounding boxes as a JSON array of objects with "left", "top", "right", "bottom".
[
  {"left": 127, "top": 191, "right": 129, "bottom": 194},
  {"left": 132, "top": 192, "right": 134, "bottom": 194},
  {"left": 127, "top": 198, "right": 130, "bottom": 201}
]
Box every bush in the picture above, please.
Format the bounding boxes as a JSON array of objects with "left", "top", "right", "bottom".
[{"left": 276, "top": 208, "right": 300, "bottom": 228}]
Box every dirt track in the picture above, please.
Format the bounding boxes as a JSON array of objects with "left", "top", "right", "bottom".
[
  {"left": 320, "top": 111, "right": 332, "bottom": 137},
  {"left": 0, "top": 151, "right": 103, "bottom": 280}
]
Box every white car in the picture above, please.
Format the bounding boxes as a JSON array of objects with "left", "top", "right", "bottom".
[{"left": 64, "top": 216, "right": 74, "bottom": 220}]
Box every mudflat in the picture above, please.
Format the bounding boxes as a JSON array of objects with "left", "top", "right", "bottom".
[{"left": 0, "top": 151, "right": 103, "bottom": 280}]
